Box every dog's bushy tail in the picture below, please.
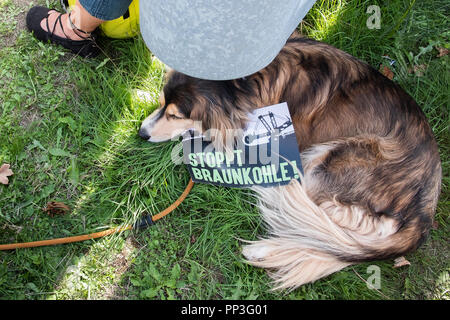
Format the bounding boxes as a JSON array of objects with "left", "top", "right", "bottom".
[{"left": 243, "top": 136, "right": 441, "bottom": 290}]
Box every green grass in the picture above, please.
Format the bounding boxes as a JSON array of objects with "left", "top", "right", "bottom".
[{"left": 0, "top": 0, "right": 448, "bottom": 300}]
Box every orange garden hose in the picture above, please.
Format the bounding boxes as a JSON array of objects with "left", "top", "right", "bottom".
[{"left": 0, "top": 179, "right": 194, "bottom": 251}]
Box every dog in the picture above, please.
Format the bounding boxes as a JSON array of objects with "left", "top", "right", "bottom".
[{"left": 139, "top": 35, "right": 442, "bottom": 290}]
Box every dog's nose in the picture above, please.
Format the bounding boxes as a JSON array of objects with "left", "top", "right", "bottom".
[{"left": 138, "top": 128, "right": 150, "bottom": 140}]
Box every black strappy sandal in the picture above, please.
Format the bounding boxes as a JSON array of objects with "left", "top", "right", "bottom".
[{"left": 26, "top": 6, "right": 100, "bottom": 58}]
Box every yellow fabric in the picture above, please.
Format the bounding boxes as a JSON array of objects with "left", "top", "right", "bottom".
[{"left": 66, "top": 0, "right": 140, "bottom": 39}]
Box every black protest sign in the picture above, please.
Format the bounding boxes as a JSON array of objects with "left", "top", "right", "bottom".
[{"left": 182, "top": 102, "right": 303, "bottom": 188}]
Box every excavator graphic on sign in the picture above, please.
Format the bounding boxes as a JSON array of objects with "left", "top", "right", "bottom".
[{"left": 243, "top": 111, "right": 294, "bottom": 146}]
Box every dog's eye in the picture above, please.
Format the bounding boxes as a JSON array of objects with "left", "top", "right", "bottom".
[{"left": 168, "top": 114, "right": 184, "bottom": 120}]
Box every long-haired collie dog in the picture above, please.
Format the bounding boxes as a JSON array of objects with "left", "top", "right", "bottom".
[{"left": 139, "top": 35, "right": 442, "bottom": 290}]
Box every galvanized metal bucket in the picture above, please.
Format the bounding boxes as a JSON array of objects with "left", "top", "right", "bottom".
[{"left": 140, "top": 0, "right": 317, "bottom": 80}]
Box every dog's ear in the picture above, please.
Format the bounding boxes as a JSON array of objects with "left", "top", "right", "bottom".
[
  {"left": 190, "top": 95, "right": 248, "bottom": 151},
  {"left": 190, "top": 95, "right": 235, "bottom": 133}
]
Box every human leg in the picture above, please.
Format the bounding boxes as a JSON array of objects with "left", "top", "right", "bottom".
[{"left": 26, "top": 0, "right": 132, "bottom": 57}]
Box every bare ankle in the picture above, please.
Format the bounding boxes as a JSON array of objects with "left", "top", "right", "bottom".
[{"left": 40, "top": 11, "right": 86, "bottom": 41}]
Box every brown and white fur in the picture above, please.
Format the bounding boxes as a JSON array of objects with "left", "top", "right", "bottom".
[{"left": 139, "top": 35, "right": 442, "bottom": 290}]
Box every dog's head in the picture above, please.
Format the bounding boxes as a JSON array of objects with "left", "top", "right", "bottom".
[{"left": 138, "top": 71, "right": 250, "bottom": 143}]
